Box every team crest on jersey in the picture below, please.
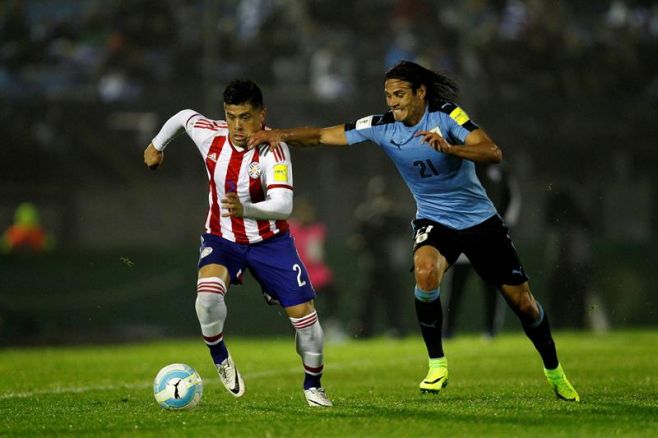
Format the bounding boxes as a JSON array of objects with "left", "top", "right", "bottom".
[
  {"left": 273, "top": 164, "right": 288, "bottom": 182},
  {"left": 200, "top": 246, "right": 213, "bottom": 259},
  {"left": 248, "top": 162, "right": 262, "bottom": 179}
]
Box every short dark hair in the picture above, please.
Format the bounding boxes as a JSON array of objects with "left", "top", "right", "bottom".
[
  {"left": 384, "top": 60, "right": 458, "bottom": 104},
  {"left": 223, "top": 79, "right": 263, "bottom": 109}
]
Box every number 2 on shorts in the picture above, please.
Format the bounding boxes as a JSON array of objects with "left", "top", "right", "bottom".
[{"left": 293, "top": 263, "right": 307, "bottom": 287}]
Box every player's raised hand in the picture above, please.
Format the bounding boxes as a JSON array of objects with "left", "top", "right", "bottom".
[
  {"left": 144, "top": 143, "right": 164, "bottom": 170},
  {"left": 221, "top": 192, "right": 244, "bottom": 218},
  {"left": 416, "top": 130, "right": 453, "bottom": 154}
]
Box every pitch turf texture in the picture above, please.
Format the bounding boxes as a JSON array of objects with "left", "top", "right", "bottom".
[{"left": 2, "top": 330, "right": 657, "bottom": 437}]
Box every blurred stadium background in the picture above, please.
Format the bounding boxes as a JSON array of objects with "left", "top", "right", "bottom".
[{"left": 0, "top": 0, "right": 656, "bottom": 345}]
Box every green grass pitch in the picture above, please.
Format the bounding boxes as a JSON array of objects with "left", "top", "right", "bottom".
[{"left": 1, "top": 330, "right": 657, "bottom": 436}]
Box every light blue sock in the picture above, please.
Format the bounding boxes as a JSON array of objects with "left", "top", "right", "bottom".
[{"left": 415, "top": 286, "right": 440, "bottom": 303}]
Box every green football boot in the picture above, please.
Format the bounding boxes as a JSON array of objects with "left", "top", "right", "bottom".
[
  {"left": 544, "top": 364, "right": 580, "bottom": 402},
  {"left": 419, "top": 357, "right": 448, "bottom": 394}
]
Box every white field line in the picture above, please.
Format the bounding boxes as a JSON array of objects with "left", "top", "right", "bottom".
[{"left": 0, "top": 357, "right": 415, "bottom": 400}]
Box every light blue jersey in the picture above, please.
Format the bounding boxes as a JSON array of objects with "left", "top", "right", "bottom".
[{"left": 344, "top": 101, "right": 497, "bottom": 230}]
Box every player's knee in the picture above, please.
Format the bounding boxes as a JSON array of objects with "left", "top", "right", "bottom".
[
  {"left": 196, "top": 277, "right": 227, "bottom": 296},
  {"left": 195, "top": 291, "right": 227, "bottom": 337},
  {"left": 195, "top": 292, "right": 221, "bottom": 314},
  {"left": 414, "top": 263, "right": 439, "bottom": 290},
  {"left": 414, "top": 251, "right": 446, "bottom": 290},
  {"left": 195, "top": 277, "right": 227, "bottom": 320},
  {"left": 514, "top": 294, "right": 539, "bottom": 320},
  {"left": 285, "top": 301, "right": 315, "bottom": 320}
]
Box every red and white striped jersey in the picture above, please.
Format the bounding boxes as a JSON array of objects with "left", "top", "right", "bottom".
[{"left": 183, "top": 112, "right": 293, "bottom": 244}]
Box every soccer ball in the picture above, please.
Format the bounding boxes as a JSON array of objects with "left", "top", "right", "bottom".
[{"left": 153, "top": 363, "right": 203, "bottom": 410}]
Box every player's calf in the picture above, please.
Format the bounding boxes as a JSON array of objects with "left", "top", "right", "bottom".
[
  {"left": 196, "top": 277, "right": 229, "bottom": 363},
  {"left": 196, "top": 277, "right": 245, "bottom": 397},
  {"left": 290, "top": 310, "right": 333, "bottom": 407}
]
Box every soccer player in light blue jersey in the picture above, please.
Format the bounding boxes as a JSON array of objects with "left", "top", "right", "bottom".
[{"left": 249, "top": 61, "right": 580, "bottom": 402}]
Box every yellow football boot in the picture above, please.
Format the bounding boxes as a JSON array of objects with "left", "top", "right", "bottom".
[
  {"left": 419, "top": 357, "right": 448, "bottom": 394},
  {"left": 544, "top": 364, "right": 580, "bottom": 402}
]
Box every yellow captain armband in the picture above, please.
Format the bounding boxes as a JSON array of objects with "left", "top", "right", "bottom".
[{"left": 449, "top": 107, "right": 470, "bottom": 126}]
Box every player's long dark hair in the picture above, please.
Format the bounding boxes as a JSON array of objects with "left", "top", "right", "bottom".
[
  {"left": 223, "top": 79, "right": 264, "bottom": 109},
  {"left": 384, "top": 60, "right": 458, "bottom": 105}
]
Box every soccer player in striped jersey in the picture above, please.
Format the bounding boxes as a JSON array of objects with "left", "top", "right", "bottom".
[
  {"left": 248, "top": 61, "right": 580, "bottom": 402},
  {"left": 143, "top": 79, "right": 332, "bottom": 407}
]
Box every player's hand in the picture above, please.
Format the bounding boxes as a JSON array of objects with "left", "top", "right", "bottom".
[
  {"left": 247, "top": 129, "right": 281, "bottom": 149},
  {"left": 416, "top": 131, "right": 453, "bottom": 154},
  {"left": 221, "top": 192, "right": 244, "bottom": 218},
  {"left": 144, "top": 143, "right": 164, "bottom": 170}
]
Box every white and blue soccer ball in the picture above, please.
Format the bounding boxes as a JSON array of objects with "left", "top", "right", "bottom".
[{"left": 153, "top": 363, "right": 203, "bottom": 410}]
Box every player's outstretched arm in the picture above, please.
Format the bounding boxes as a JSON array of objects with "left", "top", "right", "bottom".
[
  {"left": 144, "top": 143, "right": 164, "bottom": 170},
  {"left": 145, "top": 109, "right": 200, "bottom": 170},
  {"left": 248, "top": 125, "right": 348, "bottom": 148}
]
